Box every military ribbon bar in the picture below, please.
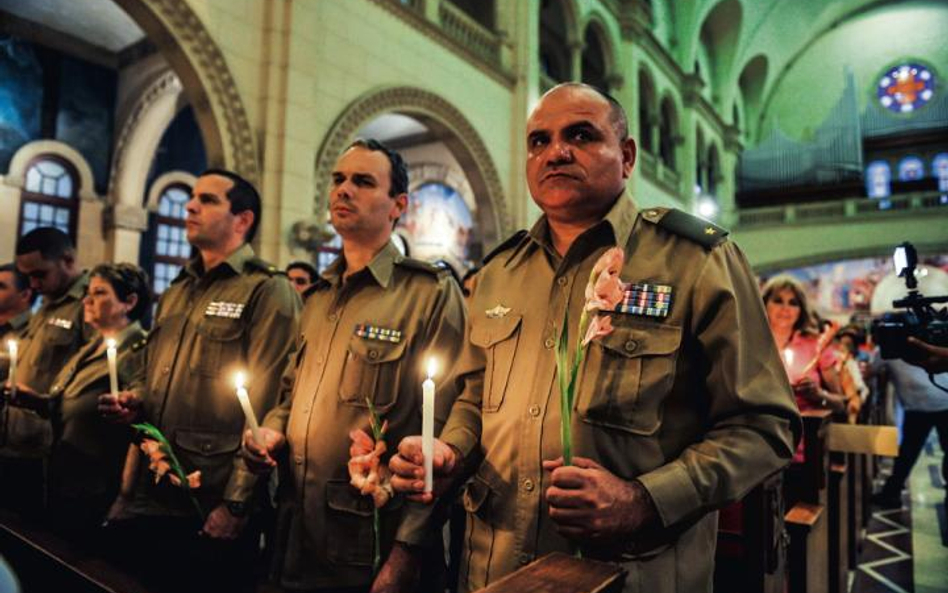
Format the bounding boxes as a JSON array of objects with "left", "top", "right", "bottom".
[
  {"left": 614, "top": 282, "right": 673, "bottom": 318},
  {"left": 354, "top": 324, "right": 402, "bottom": 343}
]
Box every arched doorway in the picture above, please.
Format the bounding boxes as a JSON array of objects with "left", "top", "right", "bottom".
[{"left": 312, "top": 86, "right": 509, "bottom": 273}]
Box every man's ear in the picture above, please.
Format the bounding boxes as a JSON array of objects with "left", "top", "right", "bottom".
[
  {"left": 621, "top": 137, "right": 637, "bottom": 179},
  {"left": 124, "top": 292, "right": 139, "bottom": 316},
  {"left": 391, "top": 193, "right": 408, "bottom": 223},
  {"left": 236, "top": 210, "right": 255, "bottom": 240}
]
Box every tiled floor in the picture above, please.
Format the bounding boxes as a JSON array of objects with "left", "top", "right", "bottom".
[{"left": 853, "top": 436, "right": 948, "bottom": 593}]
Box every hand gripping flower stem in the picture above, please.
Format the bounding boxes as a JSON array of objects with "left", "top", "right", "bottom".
[
  {"left": 366, "top": 396, "right": 386, "bottom": 575},
  {"left": 132, "top": 422, "right": 205, "bottom": 521}
]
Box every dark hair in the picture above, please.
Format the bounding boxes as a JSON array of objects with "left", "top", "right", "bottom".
[
  {"left": 0, "top": 263, "right": 36, "bottom": 305},
  {"left": 90, "top": 263, "right": 152, "bottom": 322},
  {"left": 15, "top": 227, "right": 74, "bottom": 260},
  {"left": 546, "top": 82, "right": 629, "bottom": 140},
  {"left": 761, "top": 274, "right": 819, "bottom": 336},
  {"left": 286, "top": 261, "right": 318, "bottom": 283},
  {"left": 200, "top": 169, "right": 262, "bottom": 242},
  {"left": 346, "top": 139, "right": 409, "bottom": 197}
]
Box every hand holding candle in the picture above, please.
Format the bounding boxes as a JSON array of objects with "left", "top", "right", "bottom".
[
  {"left": 422, "top": 358, "right": 436, "bottom": 493},
  {"left": 234, "top": 372, "right": 262, "bottom": 445},
  {"left": 106, "top": 338, "right": 119, "bottom": 397}
]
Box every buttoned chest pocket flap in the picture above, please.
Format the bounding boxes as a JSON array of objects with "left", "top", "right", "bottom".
[
  {"left": 38, "top": 325, "right": 75, "bottom": 371},
  {"left": 190, "top": 319, "right": 244, "bottom": 377},
  {"left": 469, "top": 314, "right": 522, "bottom": 413},
  {"left": 339, "top": 336, "right": 407, "bottom": 413},
  {"left": 576, "top": 322, "right": 681, "bottom": 435}
]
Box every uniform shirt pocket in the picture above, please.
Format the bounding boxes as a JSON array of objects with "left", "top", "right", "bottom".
[
  {"left": 469, "top": 314, "right": 522, "bottom": 413},
  {"left": 577, "top": 321, "right": 681, "bottom": 435},
  {"left": 189, "top": 319, "right": 243, "bottom": 377},
  {"left": 325, "top": 478, "right": 404, "bottom": 567},
  {"left": 37, "top": 325, "right": 75, "bottom": 372},
  {"left": 339, "top": 337, "right": 408, "bottom": 413}
]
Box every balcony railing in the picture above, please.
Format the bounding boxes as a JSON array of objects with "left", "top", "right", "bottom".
[
  {"left": 438, "top": 1, "right": 503, "bottom": 69},
  {"left": 735, "top": 192, "right": 948, "bottom": 228}
]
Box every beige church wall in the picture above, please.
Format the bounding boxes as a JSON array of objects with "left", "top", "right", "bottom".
[{"left": 264, "top": 0, "right": 517, "bottom": 266}]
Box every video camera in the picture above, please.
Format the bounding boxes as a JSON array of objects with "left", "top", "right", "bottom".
[{"left": 872, "top": 242, "right": 948, "bottom": 361}]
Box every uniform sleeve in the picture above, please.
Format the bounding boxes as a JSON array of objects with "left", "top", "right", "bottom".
[
  {"left": 395, "top": 275, "right": 469, "bottom": 545},
  {"left": 224, "top": 275, "right": 301, "bottom": 502},
  {"left": 262, "top": 306, "right": 311, "bottom": 434},
  {"left": 636, "top": 242, "right": 801, "bottom": 528}
]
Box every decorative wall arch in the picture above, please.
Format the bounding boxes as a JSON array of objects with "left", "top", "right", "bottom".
[
  {"left": 109, "top": 68, "right": 185, "bottom": 207},
  {"left": 313, "top": 86, "right": 510, "bottom": 248},
  {"left": 112, "top": 0, "right": 259, "bottom": 183},
  {"left": 580, "top": 13, "right": 620, "bottom": 90},
  {"left": 5, "top": 140, "right": 98, "bottom": 201},
  {"left": 146, "top": 170, "right": 198, "bottom": 211}
]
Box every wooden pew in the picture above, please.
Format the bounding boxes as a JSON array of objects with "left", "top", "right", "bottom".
[
  {"left": 785, "top": 409, "right": 831, "bottom": 593},
  {"left": 0, "top": 510, "right": 151, "bottom": 593},
  {"left": 714, "top": 472, "right": 786, "bottom": 593}
]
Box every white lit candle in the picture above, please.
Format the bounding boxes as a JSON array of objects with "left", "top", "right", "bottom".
[
  {"left": 422, "top": 358, "right": 436, "bottom": 493},
  {"left": 6, "top": 339, "right": 17, "bottom": 400},
  {"left": 234, "top": 372, "right": 261, "bottom": 445},
  {"left": 783, "top": 348, "right": 794, "bottom": 368},
  {"left": 106, "top": 338, "right": 119, "bottom": 397}
]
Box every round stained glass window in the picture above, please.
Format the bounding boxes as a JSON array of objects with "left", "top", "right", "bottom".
[{"left": 877, "top": 63, "right": 935, "bottom": 114}]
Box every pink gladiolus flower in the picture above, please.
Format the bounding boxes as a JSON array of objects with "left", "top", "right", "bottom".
[
  {"left": 348, "top": 428, "right": 393, "bottom": 508},
  {"left": 585, "top": 247, "right": 625, "bottom": 312},
  {"left": 582, "top": 314, "right": 614, "bottom": 346}
]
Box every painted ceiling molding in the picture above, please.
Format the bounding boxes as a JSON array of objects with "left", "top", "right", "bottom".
[{"left": 313, "top": 86, "right": 511, "bottom": 242}]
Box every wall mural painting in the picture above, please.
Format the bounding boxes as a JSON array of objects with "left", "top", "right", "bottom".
[
  {"left": 397, "top": 182, "right": 474, "bottom": 271},
  {"left": 55, "top": 55, "right": 116, "bottom": 193},
  {"left": 0, "top": 37, "right": 43, "bottom": 172}
]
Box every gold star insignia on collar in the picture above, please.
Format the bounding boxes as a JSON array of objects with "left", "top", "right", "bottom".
[
  {"left": 485, "top": 304, "right": 511, "bottom": 319},
  {"left": 704, "top": 227, "right": 716, "bottom": 235}
]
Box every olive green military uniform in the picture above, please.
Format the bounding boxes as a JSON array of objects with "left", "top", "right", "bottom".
[
  {"left": 0, "top": 310, "right": 31, "bottom": 380},
  {"left": 1, "top": 272, "right": 91, "bottom": 458},
  {"left": 126, "top": 244, "right": 300, "bottom": 518},
  {"left": 439, "top": 194, "right": 800, "bottom": 593},
  {"left": 262, "top": 241, "right": 466, "bottom": 590},
  {"left": 46, "top": 322, "right": 147, "bottom": 528}
]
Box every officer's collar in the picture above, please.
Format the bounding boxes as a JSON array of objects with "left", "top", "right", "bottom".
[
  {"left": 46, "top": 271, "right": 90, "bottom": 306},
  {"left": 185, "top": 243, "right": 255, "bottom": 279},
  {"left": 509, "top": 191, "right": 638, "bottom": 268},
  {"left": 2, "top": 309, "right": 31, "bottom": 333},
  {"left": 320, "top": 240, "right": 400, "bottom": 289}
]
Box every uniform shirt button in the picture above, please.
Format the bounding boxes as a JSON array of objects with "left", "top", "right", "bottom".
[
  {"left": 624, "top": 340, "right": 638, "bottom": 353},
  {"left": 328, "top": 313, "right": 338, "bottom": 322},
  {"left": 556, "top": 276, "right": 568, "bottom": 287},
  {"left": 528, "top": 405, "right": 540, "bottom": 417},
  {"left": 294, "top": 455, "right": 303, "bottom": 465},
  {"left": 162, "top": 365, "right": 171, "bottom": 374},
  {"left": 518, "top": 553, "right": 531, "bottom": 565},
  {"left": 523, "top": 479, "right": 535, "bottom": 492},
  {"left": 368, "top": 350, "right": 379, "bottom": 360},
  {"left": 315, "top": 355, "right": 324, "bottom": 365},
  {"left": 544, "top": 338, "right": 555, "bottom": 349}
]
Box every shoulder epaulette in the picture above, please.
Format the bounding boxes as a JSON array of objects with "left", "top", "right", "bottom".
[
  {"left": 482, "top": 230, "right": 528, "bottom": 266},
  {"left": 247, "top": 257, "right": 285, "bottom": 276},
  {"left": 395, "top": 257, "right": 442, "bottom": 277},
  {"left": 641, "top": 208, "right": 729, "bottom": 249}
]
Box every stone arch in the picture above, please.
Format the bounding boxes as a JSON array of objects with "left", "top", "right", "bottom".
[
  {"left": 146, "top": 170, "right": 198, "bottom": 211},
  {"left": 313, "top": 87, "right": 510, "bottom": 248},
  {"left": 580, "top": 13, "right": 620, "bottom": 91},
  {"left": 112, "top": 0, "right": 258, "bottom": 183},
  {"left": 109, "top": 68, "right": 186, "bottom": 207}
]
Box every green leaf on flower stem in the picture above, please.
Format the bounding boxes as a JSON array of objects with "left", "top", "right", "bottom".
[{"left": 365, "top": 396, "right": 384, "bottom": 441}]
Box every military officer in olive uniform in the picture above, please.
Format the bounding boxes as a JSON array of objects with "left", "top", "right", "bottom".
[
  {"left": 386, "top": 84, "right": 801, "bottom": 593},
  {"left": 13, "top": 263, "right": 150, "bottom": 535},
  {"left": 0, "top": 263, "right": 33, "bottom": 379},
  {"left": 1, "top": 228, "right": 92, "bottom": 516},
  {"left": 100, "top": 170, "right": 300, "bottom": 593},
  {"left": 242, "top": 139, "right": 466, "bottom": 592}
]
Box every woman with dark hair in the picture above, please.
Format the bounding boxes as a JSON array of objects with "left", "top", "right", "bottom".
[
  {"left": 762, "top": 275, "right": 847, "bottom": 461},
  {"left": 11, "top": 263, "right": 151, "bottom": 534}
]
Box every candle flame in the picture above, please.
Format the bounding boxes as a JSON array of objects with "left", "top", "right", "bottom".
[
  {"left": 426, "top": 358, "right": 437, "bottom": 379},
  {"left": 783, "top": 348, "right": 794, "bottom": 367},
  {"left": 6, "top": 339, "right": 16, "bottom": 353},
  {"left": 234, "top": 371, "right": 246, "bottom": 390},
  {"left": 106, "top": 338, "right": 117, "bottom": 349}
]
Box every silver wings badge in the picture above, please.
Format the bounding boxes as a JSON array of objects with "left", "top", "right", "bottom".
[{"left": 485, "top": 304, "right": 511, "bottom": 319}]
